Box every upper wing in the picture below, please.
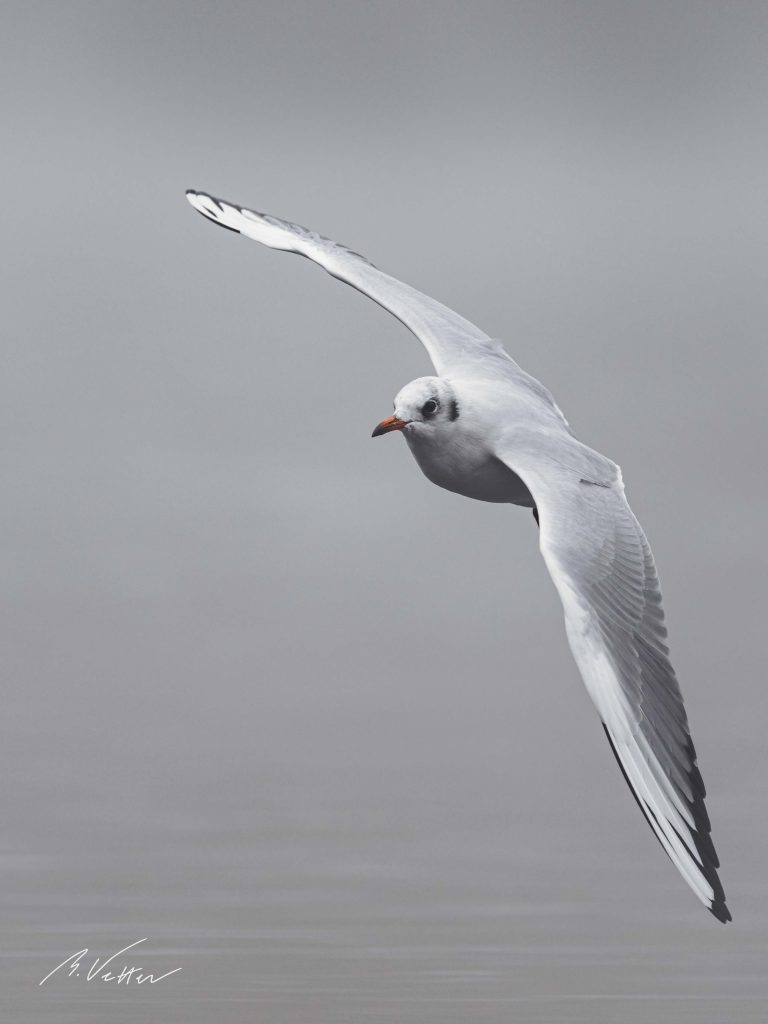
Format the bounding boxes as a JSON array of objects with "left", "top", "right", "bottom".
[
  {"left": 499, "top": 440, "right": 730, "bottom": 922},
  {"left": 186, "top": 190, "right": 517, "bottom": 379}
]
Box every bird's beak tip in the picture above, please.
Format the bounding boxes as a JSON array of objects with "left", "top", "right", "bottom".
[{"left": 372, "top": 415, "right": 410, "bottom": 438}]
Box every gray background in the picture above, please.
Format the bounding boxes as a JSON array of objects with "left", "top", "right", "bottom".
[{"left": 3, "top": 1, "right": 767, "bottom": 1021}]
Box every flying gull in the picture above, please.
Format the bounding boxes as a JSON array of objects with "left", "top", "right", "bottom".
[{"left": 186, "top": 189, "right": 730, "bottom": 923}]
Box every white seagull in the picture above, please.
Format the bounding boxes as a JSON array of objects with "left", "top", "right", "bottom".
[{"left": 186, "top": 189, "right": 730, "bottom": 923}]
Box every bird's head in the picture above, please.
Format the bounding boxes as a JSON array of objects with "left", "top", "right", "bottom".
[{"left": 372, "top": 377, "right": 460, "bottom": 439}]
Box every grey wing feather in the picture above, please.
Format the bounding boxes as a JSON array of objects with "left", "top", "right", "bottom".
[
  {"left": 500, "top": 441, "right": 730, "bottom": 922},
  {"left": 186, "top": 190, "right": 517, "bottom": 379}
]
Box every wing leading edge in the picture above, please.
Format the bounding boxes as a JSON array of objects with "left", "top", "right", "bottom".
[{"left": 186, "top": 189, "right": 516, "bottom": 379}]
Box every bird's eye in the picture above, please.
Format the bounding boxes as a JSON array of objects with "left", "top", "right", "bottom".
[{"left": 421, "top": 399, "right": 438, "bottom": 417}]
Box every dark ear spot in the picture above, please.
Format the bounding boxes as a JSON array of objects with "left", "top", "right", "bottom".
[{"left": 449, "top": 399, "right": 460, "bottom": 421}]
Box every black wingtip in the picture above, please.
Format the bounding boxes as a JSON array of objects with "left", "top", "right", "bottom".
[
  {"left": 710, "top": 899, "right": 732, "bottom": 924},
  {"left": 601, "top": 724, "right": 731, "bottom": 924},
  {"left": 185, "top": 190, "right": 241, "bottom": 234}
]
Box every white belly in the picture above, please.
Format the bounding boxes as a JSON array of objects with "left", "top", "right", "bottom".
[{"left": 405, "top": 431, "right": 534, "bottom": 506}]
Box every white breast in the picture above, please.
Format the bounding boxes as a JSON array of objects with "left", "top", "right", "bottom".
[{"left": 404, "top": 428, "right": 534, "bottom": 506}]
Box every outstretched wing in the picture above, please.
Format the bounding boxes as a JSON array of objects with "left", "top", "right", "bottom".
[
  {"left": 186, "top": 190, "right": 516, "bottom": 379},
  {"left": 500, "top": 441, "right": 730, "bottom": 922}
]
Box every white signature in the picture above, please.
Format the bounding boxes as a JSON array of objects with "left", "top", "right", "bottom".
[{"left": 39, "top": 938, "right": 182, "bottom": 986}]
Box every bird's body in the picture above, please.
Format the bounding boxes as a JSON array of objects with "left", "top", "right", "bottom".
[
  {"left": 409, "top": 429, "right": 533, "bottom": 505},
  {"left": 398, "top": 378, "right": 536, "bottom": 505},
  {"left": 186, "top": 189, "right": 730, "bottom": 923}
]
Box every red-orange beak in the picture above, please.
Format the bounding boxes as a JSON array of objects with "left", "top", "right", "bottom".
[{"left": 371, "top": 415, "right": 410, "bottom": 438}]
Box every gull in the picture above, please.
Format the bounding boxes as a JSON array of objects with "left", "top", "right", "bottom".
[{"left": 186, "top": 188, "right": 730, "bottom": 923}]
